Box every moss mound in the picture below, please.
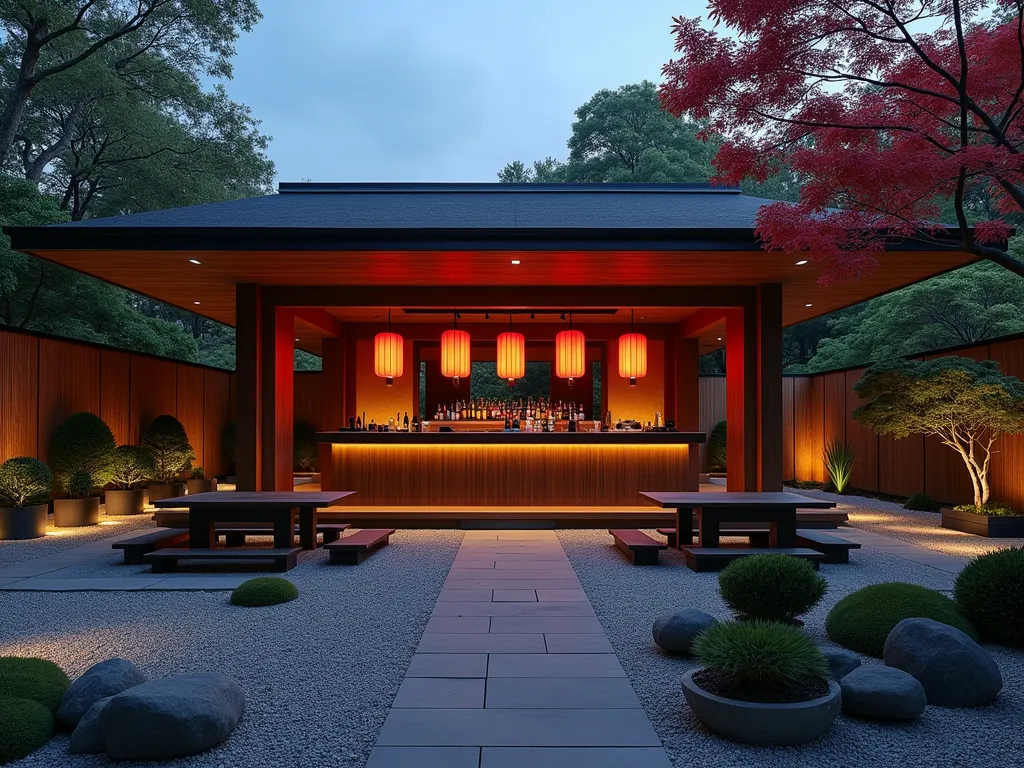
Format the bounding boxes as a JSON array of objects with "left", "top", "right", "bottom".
[
  {"left": 954, "top": 547, "right": 1024, "bottom": 647},
  {"left": 230, "top": 577, "right": 299, "bottom": 607},
  {"left": 826, "top": 582, "right": 977, "bottom": 657},
  {"left": 719, "top": 554, "right": 827, "bottom": 623},
  {"left": 0, "top": 657, "right": 69, "bottom": 714},
  {"left": 0, "top": 698, "right": 54, "bottom": 765}
]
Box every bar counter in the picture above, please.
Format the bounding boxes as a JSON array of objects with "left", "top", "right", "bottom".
[{"left": 317, "top": 430, "right": 704, "bottom": 506}]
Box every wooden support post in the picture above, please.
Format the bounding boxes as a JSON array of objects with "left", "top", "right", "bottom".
[
  {"left": 757, "top": 283, "right": 784, "bottom": 491},
  {"left": 676, "top": 336, "right": 700, "bottom": 489},
  {"left": 319, "top": 334, "right": 347, "bottom": 474},
  {"left": 261, "top": 304, "right": 295, "bottom": 491},
  {"left": 235, "top": 284, "right": 262, "bottom": 491},
  {"left": 726, "top": 304, "right": 758, "bottom": 491}
]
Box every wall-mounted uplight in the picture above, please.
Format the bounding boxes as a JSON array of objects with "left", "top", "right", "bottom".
[
  {"left": 805, "top": 303, "right": 813, "bottom": 307},
  {"left": 511, "top": 259, "right": 521, "bottom": 265},
  {"left": 193, "top": 301, "right": 201, "bottom": 305},
  {"left": 294, "top": 337, "right": 300, "bottom": 342},
  {"left": 188, "top": 258, "right": 202, "bottom": 265},
  {"left": 795, "top": 260, "right": 808, "bottom": 266},
  {"left": 717, "top": 337, "right": 722, "bottom": 341}
]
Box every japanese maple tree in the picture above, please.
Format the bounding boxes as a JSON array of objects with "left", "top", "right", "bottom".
[{"left": 660, "top": 1, "right": 1024, "bottom": 285}]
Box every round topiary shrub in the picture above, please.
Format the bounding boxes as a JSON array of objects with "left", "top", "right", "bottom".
[
  {"left": 707, "top": 420, "right": 727, "bottom": 472},
  {"left": 142, "top": 415, "right": 196, "bottom": 483},
  {"left": 0, "top": 698, "right": 54, "bottom": 764},
  {"left": 953, "top": 547, "right": 1024, "bottom": 647},
  {"left": 48, "top": 412, "right": 116, "bottom": 494},
  {"left": 66, "top": 470, "right": 94, "bottom": 499},
  {"left": 109, "top": 445, "right": 155, "bottom": 490},
  {"left": 719, "top": 554, "right": 827, "bottom": 623},
  {"left": 230, "top": 577, "right": 299, "bottom": 607},
  {"left": 293, "top": 421, "right": 317, "bottom": 471},
  {"left": 0, "top": 657, "right": 70, "bottom": 714},
  {"left": 0, "top": 458, "right": 52, "bottom": 507},
  {"left": 692, "top": 619, "right": 829, "bottom": 702},
  {"left": 904, "top": 493, "right": 940, "bottom": 512},
  {"left": 825, "top": 582, "right": 978, "bottom": 658}
]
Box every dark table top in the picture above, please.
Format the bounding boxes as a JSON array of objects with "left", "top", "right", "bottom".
[
  {"left": 152, "top": 491, "right": 356, "bottom": 508},
  {"left": 639, "top": 491, "right": 837, "bottom": 510}
]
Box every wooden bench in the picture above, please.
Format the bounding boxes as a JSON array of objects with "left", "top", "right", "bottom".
[
  {"left": 681, "top": 547, "right": 825, "bottom": 573},
  {"left": 656, "top": 527, "right": 771, "bottom": 549},
  {"left": 218, "top": 523, "right": 351, "bottom": 547},
  {"left": 112, "top": 529, "right": 190, "bottom": 565},
  {"left": 325, "top": 529, "right": 395, "bottom": 565},
  {"left": 796, "top": 529, "right": 861, "bottom": 564},
  {"left": 143, "top": 548, "right": 301, "bottom": 573},
  {"left": 609, "top": 529, "right": 668, "bottom": 566}
]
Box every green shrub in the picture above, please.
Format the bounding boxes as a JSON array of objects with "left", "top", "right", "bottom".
[
  {"left": 954, "top": 547, "right": 1024, "bottom": 647},
  {"left": 294, "top": 421, "right": 317, "bottom": 471},
  {"left": 230, "top": 577, "right": 299, "bottom": 607},
  {"left": 707, "top": 420, "right": 727, "bottom": 472},
  {"left": 719, "top": 554, "right": 827, "bottom": 623},
  {"left": 65, "top": 470, "right": 94, "bottom": 499},
  {"left": 0, "top": 458, "right": 52, "bottom": 507},
  {"left": 0, "top": 657, "right": 70, "bottom": 714},
  {"left": 953, "top": 503, "right": 1020, "bottom": 517},
  {"left": 904, "top": 493, "right": 940, "bottom": 512},
  {"left": 190, "top": 466, "right": 205, "bottom": 480},
  {"left": 823, "top": 439, "right": 856, "bottom": 493},
  {"left": 826, "top": 582, "right": 978, "bottom": 657},
  {"left": 0, "top": 698, "right": 54, "bottom": 765},
  {"left": 48, "top": 412, "right": 116, "bottom": 493},
  {"left": 110, "top": 445, "right": 155, "bottom": 490},
  {"left": 693, "top": 620, "right": 829, "bottom": 691},
  {"left": 142, "top": 415, "right": 195, "bottom": 483}
]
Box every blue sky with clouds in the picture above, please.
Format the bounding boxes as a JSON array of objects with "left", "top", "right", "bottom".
[{"left": 223, "top": 1, "right": 706, "bottom": 183}]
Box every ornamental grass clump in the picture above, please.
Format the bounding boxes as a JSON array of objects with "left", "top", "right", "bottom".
[
  {"left": 954, "top": 547, "right": 1024, "bottom": 647},
  {"left": 142, "top": 415, "right": 195, "bottom": 483},
  {"left": 230, "top": 577, "right": 299, "bottom": 607},
  {"left": 0, "top": 657, "right": 70, "bottom": 714},
  {"left": 822, "top": 439, "right": 856, "bottom": 494},
  {"left": 109, "top": 446, "right": 154, "bottom": 490},
  {"left": 826, "top": 582, "right": 977, "bottom": 658},
  {"left": 0, "top": 458, "right": 51, "bottom": 507},
  {"left": 718, "top": 554, "right": 827, "bottom": 624},
  {"left": 48, "top": 412, "right": 115, "bottom": 494},
  {"left": 0, "top": 698, "right": 54, "bottom": 765},
  {"left": 692, "top": 620, "right": 830, "bottom": 703}
]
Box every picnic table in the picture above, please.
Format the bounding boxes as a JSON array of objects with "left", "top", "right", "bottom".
[
  {"left": 639, "top": 491, "right": 837, "bottom": 550},
  {"left": 152, "top": 491, "right": 356, "bottom": 551}
]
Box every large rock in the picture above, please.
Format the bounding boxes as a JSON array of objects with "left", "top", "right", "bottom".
[
  {"left": 840, "top": 666, "right": 926, "bottom": 721},
  {"left": 68, "top": 696, "right": 112, "bottom": 754},
  {"left": 652, "top": 609, "right": 718, "bottom": 655},
  {"left": 100, "top": 673, "right": 245, "bottom": 760},
  {"left": 57, "top": 658, "right": 146, "bottom": 728},
  {"left": 823, "top": 648, "right": 861, "bottom": 681},
  {"left": 884, "top": 618, "right": 1002, "bottom": 707}
]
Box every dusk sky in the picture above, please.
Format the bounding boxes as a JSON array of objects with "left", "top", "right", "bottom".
[{"left": 223, "top": 1, "right": 705, "bottom": 183}]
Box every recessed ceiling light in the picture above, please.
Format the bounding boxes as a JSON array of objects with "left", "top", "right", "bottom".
[
  {"left": 805, "top": 303, "right": 813, "bottom": 307},
  {"left": 193, "top": 301, "right": 200, "bottom": 305},
  {"left": 717, "top": 337, "right": 722, "bottom": 341},
  {"left": 188, "top": 258, "right": 201, "bottom": 265},
  {"left": 796, "top": 260, "right": 808, "bottom": 266},
  {"left": 511, "top": 259, "right": 521, "bottom": 265},
  {"left": 294, "top": 338, "right": 300, "bottom": 342}
]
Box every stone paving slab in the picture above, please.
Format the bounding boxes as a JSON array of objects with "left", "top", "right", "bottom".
[
  {"left": 393, "top": 678, "right": 486, "bottom": 709},
  {"left": 431, "top": 601, "right": 597, "bottom": 618},
  {"left": 484, "top": 678, "right": 642, "bottom": 709},
  {"left": 424, "top": 616, "right": 491, "bottom": 634},
  {"left": 437, "top": 589, "right": 494, "bottom": 602},
  {"left": 445, "top": 578, "right": 581, "bottom": 590},
  {"left": 544, "top": 633, "right": 615, "bottom": 654},
  {"left": 492, "top": 589, "right": 537, "bottom": 602},
  {"left": 536, "top": 589, "right": 589, "bottom": 601},
  {"left": 405, "top": 654, "right": 488, "bottom": 678},
  {"left": 145, "top": 577, "right": 249, "bottom": 590},
  {"left": 446, "top": 569, "right": 579, "bottom": 581},
  {"left": 365, "top": 746, "right": 480, "bottom": 768},
  {"left": 0, "top": 577, "right": 167, "bottom": 591},
  {"left": 487, "top": 653, "right": 626, "bottom": 678},
  {"left": 481, "top": 747, "right": 673, "bottom": 768},
  {"left": 418, "top": 633, "right": 547, "bottom": 654},
  {"left": 0, "top": 578, "right": 25, "bottom": 588},
  {"left": 489, "top": 616, "right": 604, "bottom": 634}
]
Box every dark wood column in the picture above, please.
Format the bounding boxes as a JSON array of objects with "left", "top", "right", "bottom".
[
  {"left": 235, "top": 284, "right": 262, "bottom": 491},
  {"left": 726, "top": 304, "right": 758, "bottom": 491},
  {"left": 675, "top": 335, "right": 700, "bottom": 488},
  {"left": 757, "top": 283, "right": 784, "bottom": 491},
  {"left": 319, "top": 334, "right": 347, "bottom": 472},
  {"left": 260, "top": 304, "right": 295, "bottom": 491}
]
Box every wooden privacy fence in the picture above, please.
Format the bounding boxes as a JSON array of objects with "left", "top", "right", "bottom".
[{"left": 0, "top": 327, "right": 234, "bottom": 477}]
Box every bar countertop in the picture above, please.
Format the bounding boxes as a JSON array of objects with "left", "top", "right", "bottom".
[{"left": 316, "top": 430, "right": 705, "bottom": 445}]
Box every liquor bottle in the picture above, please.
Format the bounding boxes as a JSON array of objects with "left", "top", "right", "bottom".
[
  {"left": 369, "top": 418, "right": 376, "bottom": 432},
  {"left": 355, "top": 415, "right": 362, "bottom": 430},
  {"left": 578, "top": 404, "right": 585, "bottom": 422},
  {"left": 512, "top": 414, "right": 520, "bottom": 431},
  {"left": 403, "top": 412, "right": 410, "bottom": 431},
  {"left": 504, "top": 413, "right": 511, "bottom": 431}
]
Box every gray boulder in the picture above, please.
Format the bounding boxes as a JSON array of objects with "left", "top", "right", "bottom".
[
  {"left": 823, "top": 648, "right": 861, "bottom": 681},
  {"left": 68, "top": 696, "right": 112, "bottom": 754},
  {"left": 57, "top": 658, "right": 146, "bottom": 728},
  {"left": 840, "top": 666, "right": 926, "bottom": 721},
  {"left": 100, "top": 673, "right": 245, "bottom": 760},
  {"left": 652, "top": 609, "right": 718, "bottom": 655},
  {"left": 884, "top": 618, "right": 1002, "bottom": 707}
]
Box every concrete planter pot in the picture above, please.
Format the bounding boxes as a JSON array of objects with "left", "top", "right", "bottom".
[
  {"left": 53, "top": 497, "right": 100, "bottom": 527},
  {"left": 941, "top": 506, "right": 1024, "bottom": 538},
  {"left": 186, "top": 479, "right": 215, "bottom": 495},
  {"left": 104, "top": 489, "right": 146, "bottom": 516},
  {"left": 147, "top": 483, "right": 186, "bottom": 503},
  {"left": 0, "top": 504, "right": 48, "bottom": 540},
  {"left": 681, "top": 669, "right": 841, "bottom": 746}
]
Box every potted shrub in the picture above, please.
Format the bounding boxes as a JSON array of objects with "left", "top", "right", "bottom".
[
  {"left": 53, "top": 470, "right": 99, "bottom": 527},
  {"left": 683, "top": 620, "right": 840, "bottom": 746},
  {"left": 142, "top": 415, "right": 195, "bottom": 502},
  {"left": 48, "top": 412, "right": 115, "bottom": 498},
  {"left": 853, "top": 357, "right": 1024, "bottom": 537},
  {"left": 186, "top": 466, "right": 215, "bottom": 495},
  {"left": 105, "top": 446, "right": 155, "bottom": 515},
  {"left": 0, "top": 457, "right": 52, "bottom": 540}
]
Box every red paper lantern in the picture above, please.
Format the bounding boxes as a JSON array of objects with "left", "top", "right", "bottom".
[
  {"left": 618, "top": 332, "right": 648, "bottom": 386},
  {"left": 374, "top": 332, "right": 404, "bottom": 386},
  {"left": 441, "top": 328, "right": 471, "bottom": 386},
  {"left": 555, "top": 329, "right": 585, "bottom": 387},
  {"left": 496, "top": 331, "right": 525, "bottom": 385}
]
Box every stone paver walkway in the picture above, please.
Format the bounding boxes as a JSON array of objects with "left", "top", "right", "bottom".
[
  {"left": 837, "top": 526, "right": 965, "bottom": 575},
  {"left": 367, "top": 530, "right": 672, "bottom": 768}
]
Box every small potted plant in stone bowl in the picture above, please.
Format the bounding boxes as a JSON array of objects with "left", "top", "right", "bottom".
[
  {"left": 682, "top": 620, "right": 841, "bottom": 746},
  {"left": 142, "top": 415, "right": 195, "bottom": 503},
  {"left": 0, "top": 457, "right": 52, "bottom": 540},
  {"left": 54, "top": 470, "right": 99, "bottom": 527},
  {"left": 186, "top": 466, "right": 215, "bottom": 495},
  {"left": 105, "top": 445, "right": 155, "bottom": 515}
]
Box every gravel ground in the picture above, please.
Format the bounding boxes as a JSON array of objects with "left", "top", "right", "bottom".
[
  {"left": 0, "top": 512, "right": 158, "bottom": 569},
  {"left": 0, "top": 529, "right": 463, "bottom": 768},
  {"left": 784, "top": 485, "right": 1024, "bottom": 558},
  {"left": 558, "top": 529, "right": 1024, "bottom": 768}
]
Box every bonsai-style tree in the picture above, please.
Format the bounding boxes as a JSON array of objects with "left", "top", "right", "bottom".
[
  {"left": 109, "top": 446, "right": 155, "bottom": 491},
  {"left": 0, "top": 458, "right": 52, "bottom": 507},
  {"left": 48, "top": 412, "right": 116, "bottom": 493},
  {"left": 853, "top": 357, "right": 1024, "bottom": 509},
  {"left": 142, "top": 415, "right": 195, "bottom": 483}
]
